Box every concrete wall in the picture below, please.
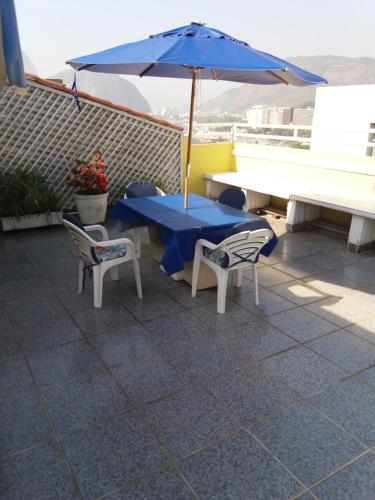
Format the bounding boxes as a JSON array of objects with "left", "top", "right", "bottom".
[
  {"left": 233, "top": 144, "right": 375, "bottom": 199},
  {"left": 311, "top": 84, "right": 375, "bottom": 156}
]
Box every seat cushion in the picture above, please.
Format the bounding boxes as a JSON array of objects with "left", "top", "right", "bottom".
[
  {"left": 125, "top": 181, "right": 158, "bottom": 198},
  {"left": 91, "top": 243, "right": 127, "bottom": 263},
  {"left": 218, "top": 187, "right": 246, "bottom": 210},
  {"left": 202, "top": 246, "right": 229, "bottom": 268}
]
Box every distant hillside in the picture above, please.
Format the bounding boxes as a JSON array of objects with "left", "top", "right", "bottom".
[
  {"left": 50, "top": 69, "right": 151, "bottom": 113},
  {"left": 203, "top": 56, "right": 375, "bottom": 113}
]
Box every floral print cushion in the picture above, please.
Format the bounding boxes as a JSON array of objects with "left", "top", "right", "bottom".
[
  {"left": 202, "top": 246, "right": 229, "bottom": 268},
  {"left": 92, "top": 243, "right": 127, "bottom": 263}
]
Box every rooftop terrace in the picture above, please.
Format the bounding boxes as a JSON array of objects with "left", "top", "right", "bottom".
[{"left": 1, "top": 217, "right": 375, "bottom": 499}]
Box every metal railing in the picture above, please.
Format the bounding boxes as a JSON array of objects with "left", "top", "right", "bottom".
[{"left": 190, "top": 122, "right": 375, "bottom": 150}]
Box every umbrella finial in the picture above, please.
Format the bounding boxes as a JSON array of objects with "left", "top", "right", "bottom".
[{"left": 191, "top": 20, "right": 205, "bottom": 26}]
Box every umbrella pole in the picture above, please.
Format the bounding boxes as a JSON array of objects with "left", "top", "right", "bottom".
[{"left": 184, "top": 70, "right": 197, "bottom": 209}]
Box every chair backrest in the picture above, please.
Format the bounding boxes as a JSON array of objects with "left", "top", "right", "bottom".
[
  {"left": 218, "top": 187, "right": 246, "bottom": 210},
  {"left": 63, "top": 218, "right": 96, "bottom": 265},
  {"left": 155, "top": 187, "right": 166, "bottom": 196},
  {"left": 216, "top": 228, "right": 273, "bottom": 268},
  {"left": 125, "top": 180, "right": 158, "bottom": 198}
]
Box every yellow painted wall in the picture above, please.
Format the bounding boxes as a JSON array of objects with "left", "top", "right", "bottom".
[{"left": 182, "top": 138, "right": 233, "bottom": 196}]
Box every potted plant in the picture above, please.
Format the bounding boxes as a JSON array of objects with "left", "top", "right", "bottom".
[
  {"left": 67, "top": 151, "right": 109, "bottom": 224},
  {"left": 0, "top": 169, "right": 62, "bottom": 231}
]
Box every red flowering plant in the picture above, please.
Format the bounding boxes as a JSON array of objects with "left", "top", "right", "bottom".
[{"left": 67, "top": 152, "right": 109, "bottom": 195}]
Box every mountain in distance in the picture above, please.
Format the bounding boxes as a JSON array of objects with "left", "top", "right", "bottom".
[
  {"left": 203, "top": 56, "right": 375, "bottom": 113},
  {"left": 49, "top": 69, "right": 151, "bottom": 113}
]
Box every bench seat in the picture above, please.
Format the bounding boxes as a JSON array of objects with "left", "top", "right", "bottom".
[{"left": 204, "top": 171, "right": 375, "bottom": 253}]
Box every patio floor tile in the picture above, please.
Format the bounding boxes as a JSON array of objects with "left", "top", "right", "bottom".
[
  {"left": 91, "top": 323, "right": 159, "bottom": 367},
  {"left": 358, "top": 365, "right": 375, "bottom": 387},
  {"left": 167, "top": 335, "right": 253, "bottom": 380},
  {"left": 206, "top": 363, "right": 298, "bottom": 424},
  {"left": 272, "top": 258, "right": 322, "bottom": 279},
  {"left": 271, "top": 280, "right": 327, "bottom": 306},
  {"left": 62, "top": 413, "right": 166, "bottom": 499},
  {"left": 191, "top": 301, "right": 258, "bottom": 332},
  {"left": 142, "top": 387, "right": 238, "bottom": 458},
  {"left": 41, "top": 372, "right": 132, "bottom": 435},
  {"left": 180, "top": 431, "right": 302, "bottom": 499},
  {"left": 312, "top": 452, "right": 375, "bottom": 499},
  {"left": 72, "top": 304, "right": 138, "bottom": 337},
  {"left": 0, "top": 354, "right": 33, "bottom": 400},
  {"left": 250, "top": 402, "right": 364, "bottom": 486},
  {"left": 15, "top": 316, "right": 82, "bottom": 352},
  {"left": 267, "top": 308, "right": 338, "bottom": 342},
  {"left": 307, "top": 330, "right": 375, "bottom": 373},
  {"left": 233, "top": 288, "right": 296, "bottom": 316},
  {"left": 346, "top": 315, "right": 375, "bottom": 345},
  {"left": 223, "top": 319, "right": 297, "bottom": 359},
  {"left": 166, "top": 284, "right": 218, "bottom": 309},
  {"left": 263, "top": 346, "right": 346, "bottom": 396},
  {"left": 311, "top": 378, "right": 375, "bottom": 446},
  {"left": 305, "top": 296, "right": 371, "bottom": 328},
  {"left": 0, "top": 391, "right": 53, "bottom": 457},
  {"left": 2, "top": 296, "right": 66, "bottom": 325},
  {"left": 122, "top": 290, "right": 185, "bottom": 322},
  {"left": 0, "top": 444, "right": 77, "bottom": 500},
  {"left": 27, "top": 340, "right": 105, "bottom": 387},
  {"left": 106, "top": 469, "right": 195, "bottom": 499},
  {"left": 142, "top": 311, "right": 211, "bottom": 345},
  {"left": 0, "top": 334, "right": 21, "bottom": 360},
  {"left": 254, "top": 267, "right": 294, "bottom": 287},
  {"left": 111, "top": 351, "right": 192, "bottom": 405}
]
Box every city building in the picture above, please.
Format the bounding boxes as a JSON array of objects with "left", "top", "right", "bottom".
[{"left": 311, "top": 84, "right": 375, "bottom": 156}]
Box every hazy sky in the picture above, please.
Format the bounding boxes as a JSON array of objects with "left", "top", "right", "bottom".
[{"left": 14, "top": 0, "right": 375, "bottom": 110}]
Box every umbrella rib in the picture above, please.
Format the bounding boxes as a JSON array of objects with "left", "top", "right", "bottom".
[
  {"left": 140, "top": 62, "right": 158, "bottom": 77},
  {"left": 267, "top": 70, "right": 289, "bottom": 84},
  {"left": 77, "top": 64, "right": 95, "bottom": 71}
]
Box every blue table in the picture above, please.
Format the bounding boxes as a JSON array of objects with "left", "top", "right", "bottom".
[{"left": 111, "top": 194, "right": 278, "bottom": 275}]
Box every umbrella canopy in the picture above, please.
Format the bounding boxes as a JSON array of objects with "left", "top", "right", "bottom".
[
  {"left": 67, "top": 22, "right": 327, "bottom": 207},
  {"left": 0, "top": 0, "right": 26, "bottom": 92}
]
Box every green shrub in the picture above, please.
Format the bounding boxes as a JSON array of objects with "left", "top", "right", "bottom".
[{"left": 0, "top": 169, "right": 61, "bottom": 217}]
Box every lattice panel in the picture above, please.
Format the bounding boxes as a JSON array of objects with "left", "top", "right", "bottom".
[{"left": 0, "top": 81, "right": 182, "bottom": 208}]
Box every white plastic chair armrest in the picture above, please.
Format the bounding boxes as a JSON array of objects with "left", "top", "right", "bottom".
[
  {"left": 84, "top": 224, "right": 109, "bottom": 241},
  {"left": 96, "top": 237, "right": 135, "bottom": 249},
  {"left": 195, "top": 238, "right": 218, "bottom": 251}
]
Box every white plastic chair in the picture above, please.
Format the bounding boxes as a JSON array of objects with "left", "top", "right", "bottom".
[
  {"left": 123, "top": 184, "right": 166, "bottom": 257},
  {"left": 192, "top": 228, "right": 273, "bottom": 313},
  {"left": 63, "top": 219, "right": 142, "bottom": 308}
]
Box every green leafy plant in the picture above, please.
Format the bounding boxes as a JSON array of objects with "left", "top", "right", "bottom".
[{"left": 0, "top": 169, "right": 61, "bottom": 218}]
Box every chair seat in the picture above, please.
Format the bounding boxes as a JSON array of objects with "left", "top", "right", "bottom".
[
  {"left": 202, "top": 246, "right": 229, "bottom": 268},
  {"left": 92, "top": 243, "right": 127, "bottom": 263}
]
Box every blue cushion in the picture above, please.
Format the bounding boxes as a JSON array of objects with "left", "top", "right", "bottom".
[
  {"left": 218, "top": 187, "right": 246, "bottom": 210},
  {"left": 63, "top": 213, "right": 86, "bottom": 232},
  {"left": 125, "top": 181, "right": 158, "bottom": 198},
  {"left": 91, "top": 243, "right": 127, "bottom": 263},
  {"left": 203, "top": 246, "right": 229, "bottom": 268}
]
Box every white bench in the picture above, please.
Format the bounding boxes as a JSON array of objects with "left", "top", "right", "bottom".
[{"left": 204, "top": 169, "right": 375, "bottom": 253}]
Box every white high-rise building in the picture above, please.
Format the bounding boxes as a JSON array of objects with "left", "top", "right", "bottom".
[
  {"left": 311, "top": 84, "right": 375, "bottom": 156},
  {"left": 246, "top": 105, "right": 293, "bottom": 125}
]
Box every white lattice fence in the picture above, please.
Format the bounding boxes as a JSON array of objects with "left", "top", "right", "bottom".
[{"left": 0, "top": 80, "right": 182, "bottom": 208}]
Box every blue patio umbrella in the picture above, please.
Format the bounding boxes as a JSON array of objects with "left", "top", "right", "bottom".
[
  {"left": 67, "top": 22, "right": 327, "bottom": 208},
  {"left": 0, "top": 0, "right": 26, "bottom": 91}
]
